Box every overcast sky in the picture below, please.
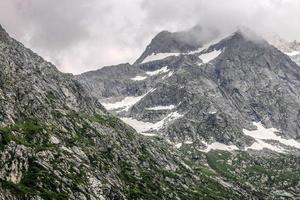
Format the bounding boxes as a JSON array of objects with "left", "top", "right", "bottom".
[{"left": 0, "top": 0, "right": 299, "bottom": 74}]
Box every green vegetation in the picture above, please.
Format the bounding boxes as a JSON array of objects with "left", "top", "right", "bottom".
[
  {"left": 205, "top": 150, "right": 300, "bottom": 197},
  {"left": 0, "top": 158, "right": 69, "bottom": 200},
  {"left": 1, "top": 112, "right": 296, "bottom": 199},
  {"left": 0, "top": 118, "right": 56, "bottom": 151}
]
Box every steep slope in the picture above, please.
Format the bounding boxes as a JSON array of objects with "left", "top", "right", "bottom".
[{"left": 0, "top": 24, "right": 246, "bottom": 200}]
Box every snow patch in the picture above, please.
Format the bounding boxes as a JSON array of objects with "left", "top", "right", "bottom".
[
  {"left": 140, "top": 132, "right": 158, "bottom": 137},
  {"left": 162, "top": 71, "right": 174, "bottom": 79},
  {"left": 243, "top": 122, "right": 300, "bottom": 152},
  {"left": 208, "top": 108, "right": 218, "bottom": 114},
  {"left": 142, "top": 53, "right": 179, "bottom": 63},
  {"left": 121, "top": 117, "right": 162, "bottom": 134},
  {"left": 285, "top": 51, "right": 300, "bottom": 56},
  {"left": 183, "top": 47, "right": 206, "bottom": 55},
  {"left": 130, "top": 76, "right": 147, "bottom": 81},
  {"left": 245, "top": 140, "right": 284, "bottom": 152},
  {"left": 121, "top": 111, "right": 183, "bottom": 135},
  {"left": 101, "top": 88, "right": 156, "bottom": 111},
  {"left": 202, "top": 141, "right": 239, "bottom": 152},
  {"left": 146, "top": 105, "right": 175, "bottom": 111},
  {"left": 146, "top": 66, "right": 169, "bottom": 76},
  {"left": 199, "top": 50, "right": 222, "bottom": 64},
  {"left": 184, "top": 141, "right": 193, "bottom": 144}
]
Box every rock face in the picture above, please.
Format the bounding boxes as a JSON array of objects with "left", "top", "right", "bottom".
[
  {"left": 78, "top": 28, "right": 300, "bottom": 152},
  {"left": 0, "top": 24, "right": 247, "bottom": 199}
]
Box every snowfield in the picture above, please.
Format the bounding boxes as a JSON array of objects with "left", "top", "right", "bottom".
[
  {"left": 243, "top": 122, "right": 300, "bottom": 152},
  {"left": 142, "top": 53, "right": 179, "bottom": 63},
  {"left": 201, "top": 141, "right": 239, "bottom": 152},
  {"left": 285, "top": 51, "right": 300, "bottom": 56},
  {"left": 199, "top": 49, "right": 222, "bottom": 64},
  {"left": 121, "top": 111, "right": 183, "bottom": 135},
  {"left": 146, "top": 105, "right": 175, "bottom": 111},
  {"left": 146, "top": 66, "right": 170, "bottom": 76},
  {"left": 130, "top": 75, "right": 147, "bottom": 81},
  {"left": 101, "top": 88, "right": 156, "bottom": 111}
]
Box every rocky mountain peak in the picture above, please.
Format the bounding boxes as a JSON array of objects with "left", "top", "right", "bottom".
[
  {"left": 235, "top": 26, "right": 262, "bottom": 39},
  {"left": 223, "top": 27, "right": 267, "bottom": 47},
  {"left": 135, "top": 25, "right": 220, "bottom": 64}
]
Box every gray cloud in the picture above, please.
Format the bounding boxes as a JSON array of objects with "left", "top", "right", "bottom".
[{"left": 0, "top": 0, "right": 299, "bottom": 74}]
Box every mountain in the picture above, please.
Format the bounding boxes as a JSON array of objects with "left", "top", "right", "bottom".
[
  {"left": 1, "top": 22, "right": 300, "bottom": 199},
  {"left": 0, "top": 24, "right": 249, "bottom": 200},
  {"left": 78, "top": 27, "right": 300, "bottom": 151},
  {"left": 77, "top": 27, "right": 300, "bottom": 198}
]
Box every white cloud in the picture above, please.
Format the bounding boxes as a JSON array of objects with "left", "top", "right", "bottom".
[{"left": 0, "top": 0, "right": 299, "bottom": 74}]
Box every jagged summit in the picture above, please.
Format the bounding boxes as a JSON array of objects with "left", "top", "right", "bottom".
[
  {"left": 234, "top": 26, "right": 265, "bottom": 42},
  {"left": 135, "top": 25, "right": 220, "bottom": 64},
  {"left": 134, "top": 26, "right": 272, "bottom": 65}
]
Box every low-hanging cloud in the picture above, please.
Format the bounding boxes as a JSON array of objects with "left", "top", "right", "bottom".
[{"left": 0, "top": 0, "right": 299, "bottom": 74}]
